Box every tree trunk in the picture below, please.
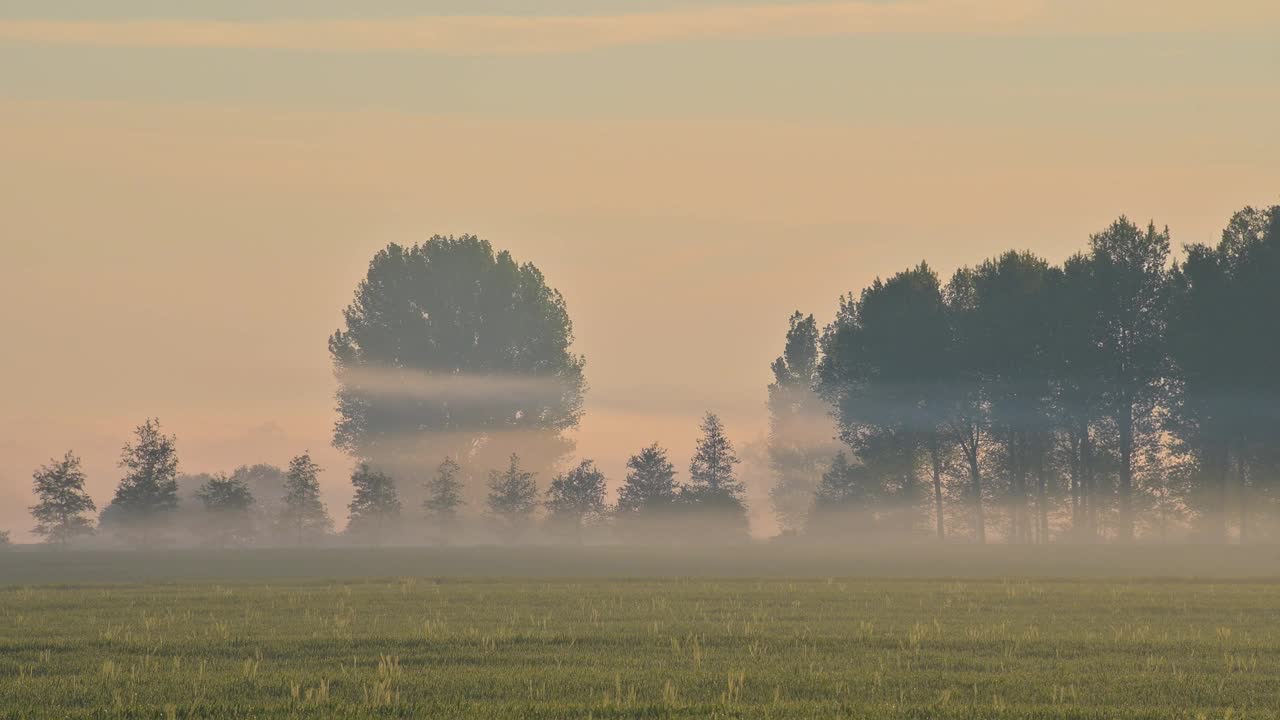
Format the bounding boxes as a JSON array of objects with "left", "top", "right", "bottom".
[
  {"left": 1036, "top": 449, "right": 1049, "bottom": 544},
  {"left": 1237, "top": 451, "right": 1248, "bottom": 545},
  {"left": 1081, "top": 429, "right": 1095, "bottom": 542},
  {"left": 1216, "top": 445, "right": 1230, "bottom": 544},
  {"left": 1013, "top": 433, "right": 1028, "bottom": 544},
  {"left": 1069, "top": 434, "right": 1082, "bottom": 542},
  {"left": 1117, "top": 405, "right": 1134, "bottom": 543},
  {"left": 930, "top": 437, "right": 945, "bottom": 542},
  {"left": 965, "top": 433, "right": 986, "bottom": 545}
]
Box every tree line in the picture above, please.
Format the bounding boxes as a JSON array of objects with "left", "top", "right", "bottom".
[
  {"left": 17, "top": 413, "right": 752, "bottom": 547},
  {"left": 768, "top": 205, "right": 1280, "bottom": 543},
  {"left": 8, "top": 208, "right": 1278, "bottom": 548}
]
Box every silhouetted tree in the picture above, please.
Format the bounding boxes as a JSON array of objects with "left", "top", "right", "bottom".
[
  {"left": 614, "top": 443, "right": 680, "bottom": 541},
  {"left": 347, "top": 463, "right": 401, "bottom": 544},
  {"left": 683, "top": 412, "right": 748, "bottom": 537},
  {"left": 545, "top": 460, "right": 607, "bottom": 543},
  {"left": 767, "top": 312, "right": 839, "bottom": 533},
  {"left": 1169, "top": 205, "right": 1280, "bottom": 542},
  {"left": 486, "top": 454, "right": 538, "bottom": 542},
  {"left": 196, "top": 474, "right": 256, "bottom": 546},
  {"left": 329, "top": 236, "right": 586, "bottom": 506},
  {"left": 423, "top": 457, "right": 465, "bottom": 542},
  {"left": 1089, "top": 218, "right": 1171, "bottom": 542},
  {"left": 958, "top": 251, "right": 1058, "bottom": 543},
  {"left": 0, "top": 530, "right": 10, "bottom": 549},
  {"left": 617, "top": 443, "right": 680, "bottom": 514},
  {"left": 278, "top": 453, "right": 332, "bottom": 545},
  {"left": 109, "top": 419, "right": 180, "bottom": 546},
  {"left": 30, "top": 452, "right": 96, "bottom": 546},
  {"left": 819, "top": 264, "right": 952, "bottom": 539},
  {"left": 1045, "top": 253, "right": 1111, "bottom": 541}
]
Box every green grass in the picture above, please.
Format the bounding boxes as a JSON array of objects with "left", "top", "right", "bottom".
[{"left": 2, "top": 548, "right": 1280, "bottom": 718}]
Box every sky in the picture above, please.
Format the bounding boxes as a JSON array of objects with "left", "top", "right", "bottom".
[{"left": 2, "top": 0, "right": 1278, "bottom": 539}]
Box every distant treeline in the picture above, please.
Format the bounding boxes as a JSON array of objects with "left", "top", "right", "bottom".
[
  {"left": 10, "top": 204, "right": 1279, "bottom": 547},
  {"left": 20, "top": 413, "right": 747, "bottom": 547}
]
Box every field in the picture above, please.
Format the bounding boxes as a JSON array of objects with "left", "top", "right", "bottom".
[{"left": 3, "top": 547, "right": 1280, "bottom": 719}]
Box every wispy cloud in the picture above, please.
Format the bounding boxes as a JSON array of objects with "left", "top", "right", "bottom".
[{"left": 4, "top": 1, "right": 1274, "bottom": 56}]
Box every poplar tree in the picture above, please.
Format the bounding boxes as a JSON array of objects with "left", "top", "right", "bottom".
[{"left": 278, "top": 453, "right": 333, "bottom": 545}]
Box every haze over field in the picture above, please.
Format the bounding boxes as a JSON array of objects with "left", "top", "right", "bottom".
[{"left": 2, "top": 1, "right": 1279, "bottom": 541}]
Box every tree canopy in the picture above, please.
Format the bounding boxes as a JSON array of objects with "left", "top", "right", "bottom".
[
  {"left": 30, "top": 452, "right": 97, "bottom": 546},
  {"left": 329, "top": 236, "right": 586, "bottom": 500},
  {"left": 486, "top": 454, "right": 539, "bottom": 541},
  {"left": 545, "top": 460, "right": 608, "bottom": 543},
  {"left": 108, "top": 419, "right": 180, "bottom": 545},
  {"left": 278, "top": 453, "right": 333, "bottom": 545},
  {"left": 347, "top": 463, "right": 402, "bottom": 544}
]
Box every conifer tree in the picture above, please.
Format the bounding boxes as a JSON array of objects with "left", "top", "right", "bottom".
[
  {"left": 683, "top": 412, "right": 748, "bottom": 537},
  {"left": 617, "top": 443, "right": 679, "bottom": 514}
]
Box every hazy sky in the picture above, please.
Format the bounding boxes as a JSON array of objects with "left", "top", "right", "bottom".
[{"left": 2, "top": 0, "right": 1277, "bottom": 539}]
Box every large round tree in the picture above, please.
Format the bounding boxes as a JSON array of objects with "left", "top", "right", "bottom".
[{"left": 329, "top": 236, "right": 586, "bottom": 503}]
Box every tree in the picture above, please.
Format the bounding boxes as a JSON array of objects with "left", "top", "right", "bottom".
[
  {"left": 109, "top": 418, "right": 180, "bottom": 545},
  {"left": 30, "top": 452, "right": 97, "bottom": 546},
  {"left": 683, "top": 412, "right": 748, "bottom": 537},
  {"left": 0, "top": 530, "right": 10, "bottom": 549},
  {"left": 767, "top": 312, "right": 839, "bottom": 534},
  {"left": 347, "top": 463, "right": 402, "bottom": 544},
  {"left": 329, "top": 236, "right": 586, "bottom": 506},
  {"left": 227, "top": 463, "right": 287, "bottom": 541},
  {"left": 956, "top": 251, "right": 1058, "bottom": 543},
  {"left": 617, "top": 443, "right": 680, "bottom": 514},
  {"left": 486, "top": 454, "right": 539, "bottom": 541},
  {"left": 278, "top": 453, "right": 333, "bottom": 545},
  {"left": 942, "top": 267, "right": 990, "bottom": 543},
  {"left": 1045, "top": 253, "right": 1111, "bottom": 541},
  {"left": 545, "top": 460, "right": 607, "bottom": 543},
  {"left": 1089, "top": 218, "right": 1171, "bottom": 542},
  {"left": 819, "top": 264, "right": 953, "bottom": 539},
  {"left": 195, "top": 474, "right": 256, "bottom": 546},
  {"left": 615, "top": 443, "right": 681, "bottom": 541},
  {"left": 1168, "top": 205, "right": 1280, "bottom": 542},
  {"left": 423, "top": 457, "right": 465, "bottom": 541},
  {"left": 807, "top": 451, "right": 879, "bottom": 537}
]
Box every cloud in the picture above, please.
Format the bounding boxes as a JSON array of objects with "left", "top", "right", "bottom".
[{"left": 4, "top": 1, "right": 1273, "bottom": 56}]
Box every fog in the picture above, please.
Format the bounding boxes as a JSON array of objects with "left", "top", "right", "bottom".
[{"left": 7, "top": 210, "right": 1280, "bottom": 554}]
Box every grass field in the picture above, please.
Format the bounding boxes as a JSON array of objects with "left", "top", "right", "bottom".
[{"left": 2, "top": 547, "right": 1280, "bottom": 718}]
